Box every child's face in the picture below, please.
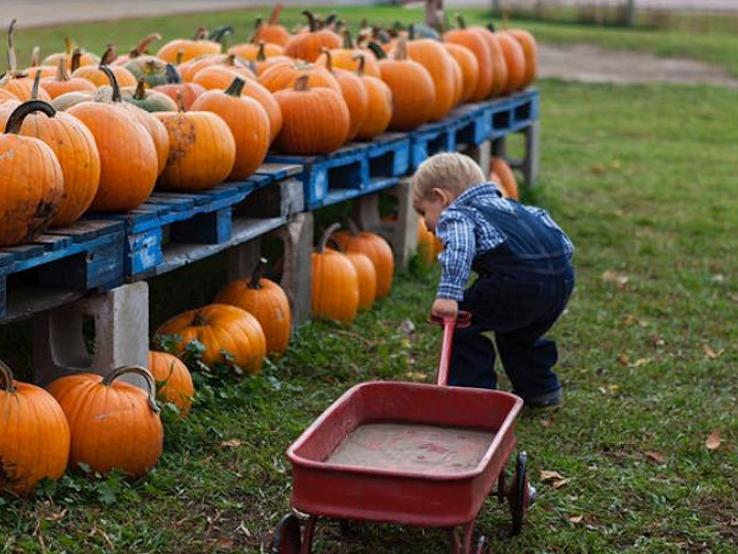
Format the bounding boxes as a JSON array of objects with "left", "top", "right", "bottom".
[{"left": 415, "top": 188, "right": 455, "bottom": 232}]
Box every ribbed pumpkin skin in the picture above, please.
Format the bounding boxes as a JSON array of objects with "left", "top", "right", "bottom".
[
  {"left": 121, "top": 86, "right": 178, "bottom": 113},
  {"left": 153, "top": 82, "right": 206, "bottom": 111},
  {"left": 120, "top": 104, "right": 170, "bottom": 176},
  {"left": 46, "top": 371, "right": 163, "bottom": 478},
  {"left": 443, "top": 28, "right": 494, "bottom": 101},
  {"left": 274, "top": 85, "right": 349, "bottom": 155},
  {"left": 332, "top": 230, "right": 394, "bottom": 299},
  {"left": 229, "top": 42, "right": 285, "bottom": 60},
  {"left": 0, "top": 365, "right": 70, "bottom": 495},
  {"left": 148, "top": 351, "right": 194, "bottom": 416},
  {"left": 157, "top": 39, "right": 222, "bottom": 63},
  {"left": 1, "top": 78, "right": 51, "bottom": 102},
  {"left": 215, "top": 278, "right": 292, "bottom": 355},
  {"left": 475, "top": 27, "right": 508, "bottom": 97},
  {"left": 334, "top": 70, "right": 369, "bottom": 142},
  {"left": 312, "top": 249, "right": 359, "bottom": 323},
  {"left": 508, "top": 29, "right": 538, "bottom": 87},
  {"left": 72, "top": 66, "right": 137, "bottom": 88},
  {"left": 378, "top": 57, "right": 435, "bottom": 131},
  {"left": 255, "top": 24, "right": 291, "bottom": 47},
  {"left": 192, "top": 65, "right": 256, "bottom": 89},
  {"left": 496, "top": 32, "right": 526, "bottom": 93},
  {"left": 405, "top": 39, "right": 457, "bottom": 121},
  {"left": 443, "top": 43, "right": 479, "bottom": 104},
  {"left": 316, "top": 49, "right": 381, "bottom": 78},
  {"left": 42, "top": 51, "right": 99, "bottom": 70},
  {"left": 179, "top": 55, "right": 222, "bottom": 83},
  {"left": 0, "top": 89, "right": 18, "bottom": 103},
  {"left": 41, "top": 75, "right": 96, "bottom": 99},
  {"left": 448, "top": 55, "right": 464, "bottom": 107},
  {"left": 345, "top": 252, "right": 377, "bottom": 310},
  {"left": 285, "top": 30, "right": 342, "bottom": 62},
  {"left": 68, "top": 102, "right": 158, "bottom": 211},
  {"left": 259, "top": 63, "right": 341, "bottom": 93},
  {"left": 154, "top": 111, "right": 236, "bottom": 190},
  {"left": 255, "top": 55, "right": 294, "bottom": 76},
  {"left": 491, "top": 157, "right": 519, "bottom": 200},
  {"left": 155, "top": 304, "right": 267, "bottom": 374},
  {"left": 191, "top": 88, "right": 270, "bottom": 180},
  {"left": 355, "top": 75, "right": 392, "bottom": 140},
  {"left": 50, "top": 90, "right": 96, "bottom": 111}
]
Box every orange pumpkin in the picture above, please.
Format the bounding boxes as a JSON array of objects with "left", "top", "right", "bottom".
[
  {"left": 332, "top": 220, "right": 394, "bottom": 299},
  {"left": 273, "top": 75, "right": 350, "bottom": 155},
  {"left": 491, "top": 157, "right": 519, "bottom": 200},
  {"left": 253, "top": 5, "right": 291, "bottom": 47},
  {"left": 155, "top": 304, "right": 267, "bottom": 374},
  {"left": 444, "top": 16, "right": 495, "bottom": 101},
  {"left": 229, "top": 39, "right": 285, "bottom": 61},
  {"left": 493, "top": 26, "right": 527, "bottom": 94},
  {"left": 476, "top": 25, "right": 508, "bottom": 97},
  {"left": 417, "top": 217, "right": 443, "bottom": 266},
  {"left": 0, "top": 89, "right": 17, "bottom": 104},
  {"left": 354, "top": 55, "right": 392, "bottom": 141},
  {"left": 148, "top": 351, "right": 194, "bottom": 417},
  {"left": 321, "top": 48, "right": 368, "bottom": 142},
  {"left": 41, "top": 59, "right": 97, "bottom": 99},
  {"left": 24, "top": 48, "right": 57, "bottom": 80},
  {"left": 315, "top": 30, "right": 381, "bottom": 78},
  {"left": 344, "top": 252, "right": 377, "bottom": 310},
  {"left": 67, "top": 70, "right": 158, "bottom": 212},
  {"left": 47, "top": 366, "right": 163, "bottom": 478},
  {"left": 191, "top": 77, "right": 270, "bottom": 180},
  {"left": 443, "top": 42, "right": 479, "bottom": 104},
  {"left": 253, "top": 48, "right": 294, "bottom": 76},
  {"left": 405, "top": 35, "right": 457, "bottom": 121},
  {"left": 41, "top": 37, "right": 100, "bottom": 69},
  {"left": 157, "top": 27, "right": 224, "bottom": 63},
  {"left": 259, "top": 60, "right": 341, "bottom": 93},
  {"left": 215, "top": 258, "right": 292, "bottom": 355},
  {"left": 153, "top": 65, "right": 206, "bottom": 111},
  {"left": 114, "top": 33, "right": 162, "bottom": 65},
  {"left": 312, "top": 224, "right": 359, "bottom": 323},
  {"left": 0, "top": 101, "right": 64, "bottom": 245},
  {"left": 284, "top": 11, "right": 342, "bottom": 62},
  {"left": 1, "top": 22, "right": 51, "bottom": 102},
  {"left": 72, "top": 47, "right": 137, "bottom": 88},
  {"left": 373, "top": 39, "right": 435, "bottom": 132},
  {"left": 155, "top": 107, "right": 236, "bottom": 190},
  {"left": 508, "top": 29, "right": 538, "bottom": 88},
  {"left": 0, "top": 360, "right": 70, "bottom": 495}
]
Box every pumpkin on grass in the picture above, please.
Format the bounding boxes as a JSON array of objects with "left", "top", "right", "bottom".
[
  {"left": 490, "top": 156, "right": 519, "bottom": 200},
  {"left": 332, "top": 219, "right": 394, "bottom": 299},
  {"left": 155, "top": 304, "right": 267, "bottom": 374},
  {"left": 284, "top": 11, "right": 342, "bottom": 62},
  {"left": 148, "top": 351, "right": 194, "bottom": 417},
  {"left": 0, "top": 360, "right": 70, "bottom": 495},
  {"left": 216, "top": 258, "right": 292, "bottom": 355},
  {"left": 312, "top": 224, "right": 359, "bottom": 323},
  {"left": 47, "top": 366, "right": 163, "bottom": 478},
  {"left": 417, "top": 217, "right": 443, "bottom": 266},
  {"left": 0, "top": 101, "right": 63, "bottom": 245},
  {"left": 353, "top": 54, "right": 392, "bottom": 141},
  {"left": 340, "top": 250, "right": 376, "bottom": 310}
]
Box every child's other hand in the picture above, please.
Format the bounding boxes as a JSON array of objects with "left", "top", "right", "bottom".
[{"left": 432, "top": 298, "right": 458, "bottom": 319}]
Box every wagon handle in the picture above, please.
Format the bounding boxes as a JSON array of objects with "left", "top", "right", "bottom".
[{"left": 429, "top": 311, "right": 471, "bottom": 386}]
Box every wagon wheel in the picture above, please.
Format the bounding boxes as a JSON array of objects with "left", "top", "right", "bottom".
[
  {"left": 270, "top": 514, "right": 302, "bottom": 554},
  {"left": 509, "top": 451, "right": 535, "bottom": 536}
]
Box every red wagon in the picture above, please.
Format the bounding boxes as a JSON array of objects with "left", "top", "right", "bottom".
[{"left": 271, "top": 313, "right": 535, "bottom": 554}]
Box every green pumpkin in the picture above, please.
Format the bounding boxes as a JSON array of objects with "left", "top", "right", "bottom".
[
  {"left": 124, "top": 56, "right": 170, "bottom": 88},
  {"left": 121, "top": 79, "right": 177, "bottom": 112}
]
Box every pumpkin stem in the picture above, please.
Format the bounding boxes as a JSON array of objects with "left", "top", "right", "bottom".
[
  {"left": 99, "top": 65, "right": 121, "bottom": 102},
  {"left": 30, "top": 69, "right": 40, "bottom": 99},
  {"left": 192, "top": 311, "right": 208, "bottom": 326},
  {"left": 366, "top": 41, "right": 387, "bottom": 60},
  {"left": 248, "top": 257, "right": 268, "bottom": 289},
  {"left": 393, "top": 37, "right": 408, "bottom": 61},
  {"left": 175, "top": 50, "right": 184, "bottom": 66},
  {"left": 353, "top": 53, "right": 365, "bottom": 76},
  {"left": 225, "top": 76, "right": 245, "bottom": 97},
  {"left": 293, "top": 73, "right": 310, "bottom": 91},
  {"left": 268, "top": 3, "right": 283, "bottom": 25},
  {"left": 63, "top": 36, "right": 75, "bottom": 56},
  {"left": 129, "top": 33, "right": 162, "bottom": 59},
  {"left": 302, "top": 10, "right": 317, "bottom": 33},
  {"left": 99, "top": 45, "right": 117, "bottom": 67},
  {"left": 71, "top": 48, "right": 82, "bottom": 72},
  {"left": 253, "top": 16, "right": 264, "bottom": 33},
  {"left": 320, "top": 47, "right": 333, "bottom": 72},
  {"left": 133, "top": 78, "right": 147, "bottom": 100},
  {"left": 30, "top": 46, "right": 40, "bottom": 67},
  {"left": 256, "top": 41, "right": 267, "bottom": 62},
  {"left": 342, "top": 28, "right": 353, "bottom": 49},
  {"left": 210, "top": 26, "right": 233, "bottom": 46},
  {"left": 318, "top": 223, "right": 342, "bottom": 253},
  {"left": 334, "top": 20, "right": 346, "bottom": 35},
  {"left": 0, "top": 360, "right": 16, "bottom": 393},
  {"left": 102, "top": 365, "right": 160, "bottom": 414},
  {"left": 344, "top": 218, "right": 361, "bottom": 237},
  {"left": 193, "top": 27, "right": 209, "bottom": 41},
  {"left": 486, "top": 23, "right": 496, "bottom": 33},
  {"left": 56, "top": 58, "right": 71, "bottom": 81},
  {"left": 6, "top": 19, "right": 17, "bottom": 74},
  {"left": 456, "top": 14, "right": 467, "bottom": 29},
  {"left": 324, "top": 13, "right": 338, "bottom": 29},
  {"left": 359, "top": 17, "right": 369, "bottom": 30},
  {"left": 164, "top": 63, "right": 181, "bottom": 84},
  {"left": 4, "top": 100, "right": 56, "bottom": 134},
  {"left": 250, "top": 22, "right": 262, "bottom": 45}
]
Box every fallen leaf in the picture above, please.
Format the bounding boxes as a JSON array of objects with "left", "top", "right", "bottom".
[
  {"left": 729, "top": 293, "right": 738, "bottom": 303},
  {"left": 711, "top": 274, "right": 726, "bottom": 284},
  {"left": 45, "top": 508, "right": 68, "bottom": 522},
  {"left": 611, "top": 159, "right": 622, "bottom": 169},
  {"left": 540, "top": 419, "right": 552, "bottom": 428},
  {"left": 540, "top": 470, "right": 564, "bottom": 483},
  {"left": 214, "top": 538, "right": 235, "bottom": 550},
  {"left": 622, "top": 314, "right": 638, "bottom": 326},
  {"left": 552, "top": 478, "right": 570, "bottom": 489},
  {"left": 607, "top": 384, "right": 620, "bottom": 394},
  {"left": 569, "top": 515, "right": 583, "bottom": 524},
  {"left": 220, "top": 439, "right": 243, "bottom": 449},
  {"left": 404, "top": 371, "right": 427, "bottom": 382},
  {"left": 630, "top": 358, "right": 650, "bottom": 368},
  {"left": 602, "top": 270, "right": 629, "bottom": 289},
  {"left": 644, "top": 451, "right": 666, "bottom": 465},
  {"left": 617, "top": 353, "right": 630, "bottom": 366},
  {"left": 702, "top": 344, "right": 724, "bottom": 360},
  {"left": 705, "top": 430, "right": 721, "bottom": 450},
  {"left": 398, "top": 319, "right": 415, "bottom": 336},
  {"left": 591, "top": 163, "right": 606, "bottom": 175},
  {"left": 650, "top": 334, "right": 665, "bottom": 347}
]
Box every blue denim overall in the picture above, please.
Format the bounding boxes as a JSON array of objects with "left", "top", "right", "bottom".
[{"left": 450, "top": 200, "right": 575, "bottom": 401}]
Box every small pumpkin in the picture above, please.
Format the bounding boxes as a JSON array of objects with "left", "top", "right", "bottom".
[
  {"left": 353, "top": 55, "right": 392, "bottom": 141},
  {"left": 259, "top": 60, "right": 341, "bottom": 93},
  {"left": 0, "top": 360, "right": 70, "bottom": 495},
  {"left": 284, "top": 11, "right": 342, "bottom": 62},
  {"left": 153, "top": 64, "right": 206, "bottom": 111},
  {"left": 273, "top": 74, "right": 350, "bottom": 155},
  {"left": 0, "top": 100, "right": 64, "bottom": 245},
  {"left": 332, "top": 219, "right": 394, "bottom": 299},
  {"left": 191, "top": 77, "right": 270, "bottom": 180},
  {"left": 47, "top": 366, "right": 163, "bottom": 478},
  {"left": 41, "top": 58, "right": 97, "bottom": 100},
  {"left": 148, "top": 351, "right": 194, "bottom": 417},
  {"left": 490, "top": 156, "right": 519, "bottom": 200},
  {"left": 229, "top": 37, "right": 285, "bottom": 61},
  {"left": 320, "top": 48, "right": 368, "bottom": 142},
  {"left": 312, "top": 224, "right": 359, "bottom": 324},
  {"left": 156, "top": 27, "right": 225, "bottom": 63},
  {"left": 155, "top": 304, "right": 267, "bottom": 374},
  {"left": 215, "top": 258, "right": 292, "bottom": 355},
  {"left": 72, "top": 46, "right": 137, "bottom": 88},
  {"left": 315, "top": 29, "right": 381, "bottom": 78},
  {"left": 253, "top": 5, "right": 291, "bottom": 47},
  {"left": 251, "top": 43, "right": 293, "bottom": 76},
  {"left": 24, "top": 48, "right": 57, "bottom": 80},
  {"left": 417, "top": 217, "right": 442, "bottom": 266},
  {"left": 122, "top": 78, "right": 178, "bottom": 112}
]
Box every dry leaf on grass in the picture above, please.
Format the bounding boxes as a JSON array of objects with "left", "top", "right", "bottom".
[
  {"left": 540, "top": 419, "right": 552, "bottom": 428},
  {"left": 705, "top": 430, "right": 722, "bottom": 450},
  {"left": 617, "top": 353, "right": 630, "bottom": 366},
  {"left": 602, "top": 270, "right": 629, "bottom": 289},
  {"left": 630, "top": 358, "right": 651, "bottom": 368},
  {"left": 404, "top": 371, "right": 427, "bottom": 382},
  {"left": 702, "top": 344, "right": 724, "bottom": 360},
  {"left": 220, "top": 439, "right": 243, "bottom": 449},
  {"left": 644, "top": 451, "right": 666, "bottom": 465},
  {"left": 569, "top": 515, "right": 583, "bottom": 524},
  {"left": 540, "top": 470, "right": 564, "bottom": 482},
  {"left": 552, "top": 478, "right": 570, "bottom": 489},
  {"left": 398, "top": 319, "right": 415, "bottom": 336}
]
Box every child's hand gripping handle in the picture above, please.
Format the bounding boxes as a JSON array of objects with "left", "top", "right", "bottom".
[{"left": 429, "top": 311, "right": 471, "bottom": 386}]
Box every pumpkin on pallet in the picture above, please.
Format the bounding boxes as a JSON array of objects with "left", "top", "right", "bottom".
[
  {"left": 443, "top": 15, "right": 494, "bottom": 101},
  {"left": 216, "top": 258, "right": 292, "bottom": 356},
  {"left": 42, "top": 58, "right": 97, "bottom": 100},
  {"left": 252, "top": 4, "right": 291, "bottom": 47},
  {"left": 190, "top": 56, "right": 256, "bottom": 88},
  {"left": 156, "top": 27, "right": 227, "bottom": 63},
  {"left": 508, "top": 28, "right": 538, "bottom": 88},
  {"left": 477, "top": 24, "right": 509, "bottom": 97},
  {"left": 72, "top": 46, "right": 137, "bottom": 88},
  {"left": 47, "top": 366, "right": 163, "bottom": 478},
  {"left": 155, "top": 304, "right": 267, "bottom": 375},
  {"left": 489, "top": 24, "right": 526, "bottom": 94},
  {"left": 312, "top": 224, "right": 359, "bottom": 324},
  {"left": 331, "top": 220, "right": 394, "bottom": 299},
  {"left": 443, "top": 42, "right": 479, "bottom": 104},
  {"left": 1, "top": 21, "right": 52, "bottom": 102},
  {"left": 259, "top": 60, "right": 340, "bottom": 93},
  {"left": 315, "top": 30, "right": 381, "bottom": 78},
  {"left": 114, "top": 33, "right": 162, "bottom": 65},
  {"left": 353, "top": 54, "right": 392, "bottom": 141},
  {"left": 121, "top": 79, "right": 178, "bottom": 112},
  {"left": 191, "top": 77, "right": 270, "bottom": 180},
  {"left": 153, "top": 64, "right": 206, "bottom": 111},
  {"left": 42, "top": 36, "right": 99, "bottom": 69},
  {"left": 490, "top": 156, "right": 520, "bottom": 200},
  {"left": 320, "top": 48, "right": 368, "bottom": 142},
  {"left": 284, "top": 11, "right": 342, "bottom": 62},
  {"left": 148, "top": 351, "right": 194, "bottom": 417},
  {"left": 0, "top": 360, "right": 70, "bottom": 495}
]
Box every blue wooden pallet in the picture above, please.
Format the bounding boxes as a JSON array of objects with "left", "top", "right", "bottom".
[
  {"left": 489, "top": 88, "right": 540, "bottom": 139},
  {"left": 0, "top": 220, "right": 125, "bottom": 320},
  {"left": 451, "top": 102, "right": 494, "bottom": 148},
  {"left": 409, "top": 116, "right": 464, "bottom": 170},
  {"left": 359, "top": 132, "right": 411, "bottom": 179}
]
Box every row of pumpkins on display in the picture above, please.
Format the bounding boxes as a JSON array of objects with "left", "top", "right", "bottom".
[
  {"left": 0, "top": 222, "right": 397, "bottom": 496},
  {"left": 0, "top": 11, "right": 537, "bottom": 246}
]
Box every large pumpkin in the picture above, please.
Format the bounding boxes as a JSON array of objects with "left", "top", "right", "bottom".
[
  {"left": 67, "top": 69, "right": 158, "bottom": 212},
  {"left": 0, "top": 101, "right": 64, "bottom": 245},
  {"left": 273, "top": 75, "right": 350, "bottom": 155},
  {"left": 508, "top": 28, "right": 538, "bottom": 88},
  {"left": 191, "top": 77, "right": 270, "bottom": 181},
  {"left": 476, "top": 25, "right": 508, "bottom": 97},
  {"left": 154, "top": 107, "right": 236, "bottom": 190},
  {"left": 72, "top": 47, "right": 137, "bottom": 88},
  {"left": 312, "top": 224, "right": 359, "bottom": 324},
  {"left": 155, "top": 304, "right": 267, "bottom": 374},
  {"left": 47, "top": 366, "right": 163, "bottom": 478},
  {"left": 354, "top": 55, "right": 392, "bottom": 141},
  {"left": 405, "top": 35, "right": 458, "bottom": 121},
  {"left": 0, "top": 360, "right": 70, "bottom": 495},
  {"left": 332, "top": 220, "right": 394, "bottom": 299},
  {"left": 444, "top": 16, "right": 494, "bottom": 101},
  {"left": 321, "top": 49, "right": 368, "bottom": 142},
  {"left": 284, "top": 11, "right": 342, "bottom": 62},
  {"left": 0, "top": 98, "right": 101, "bottom": 228},
  {"left": 315, "top": 30, "right": 381, "bottom": 78},
  {"left": 373, "top": 39, "right": 435, "bottom": 132},
  {"left": 252, "top": 5, "right": 291, "bottom": 47},
  {"left": 148, "top": 351, "right": 194, "bottom": 417},
  {"left": 156, "top": 27, "right": 224, "bottom": 63},
  {"left": 492, "top": 26, "right": 526, "bottom": 94},
  {"left": 215, "top": 258, "right": 292, "bottom": 355}
]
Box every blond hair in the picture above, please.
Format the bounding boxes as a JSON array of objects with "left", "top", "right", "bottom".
[{"left": 412, "top": 152, "right": 486, "bottom": 204}]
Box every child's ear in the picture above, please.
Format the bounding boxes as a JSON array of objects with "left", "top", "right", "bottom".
[{"left": 432, "top": 187, "right": 452, "bottom": 206}]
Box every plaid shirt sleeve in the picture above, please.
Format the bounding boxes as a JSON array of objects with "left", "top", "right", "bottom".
[{"left": 435, "top": 210, "right": 476, "bottom": 301}]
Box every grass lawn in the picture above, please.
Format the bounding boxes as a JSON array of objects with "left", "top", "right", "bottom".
[{"left": 2, "top": 6, "right": 738, "bottom": 554}]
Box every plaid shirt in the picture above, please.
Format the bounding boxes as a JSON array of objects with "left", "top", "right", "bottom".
[{"left": 435, "top": 183, "right": 574, "bottom": 300}]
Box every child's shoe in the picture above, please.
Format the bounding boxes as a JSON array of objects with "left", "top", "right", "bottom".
[{"left": 525, "top": 387, "right": 563, "bottom": 409}]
